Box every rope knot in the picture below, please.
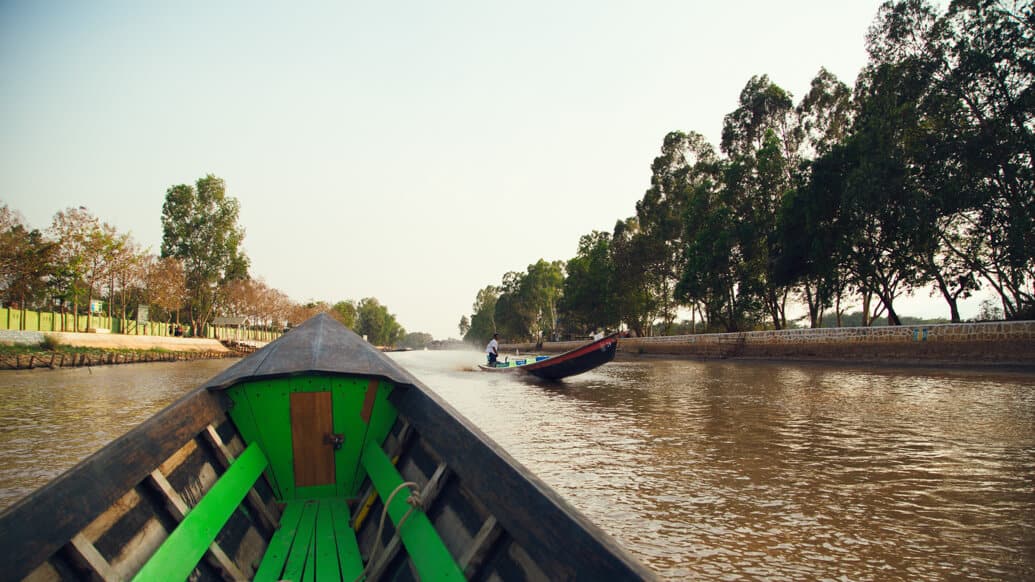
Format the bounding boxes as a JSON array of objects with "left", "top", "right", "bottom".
[{"left": 406, "top": 489, "right": 423, "bottom": 510}]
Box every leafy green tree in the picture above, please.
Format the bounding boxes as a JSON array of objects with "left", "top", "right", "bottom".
[
  {"left": 610, "top": 217, "right": 658, "bottom": 336},
  {"left": 776, "top": 68, "right": 856, "bottom": 327},
  {"left": 464, "top": 286, "right": 499, "bottom": 345},
  {"left": 721, "top": 74, "right": 798, "bottom": 162},
  {"left": 400, "top": 332, "right": 433, "bottom": 349},
  {"left": 560, "top": 231, "right": 619, "bottom": 334},
  {"left": 356, "top": 297, "right": 404, "bottom": 346},
  {"left": 331, "top": 300, "right": 357, "bottom": 328},
  {"left": 795, "top": 67, "right": 854, "bottom": 159},
  {"left": 719, "top": 77, "right": 799, "bottom": 329},
  {"left": 495, "top": 271, "right": 530, "bottom": 340},
  {"left": 161, "top": 174, "right": 249, "bottom": 335},
  {"left": 494, "top": 260, "right": 565, "bottom": 342},
  {"left": 634, "top": 131, "right": 719, "bottom": 333},
  {"left": 458, "top": 315, "right": 470, "bottom": 338},
  {"left": 677, "top": 163, "right": 763, "bottom": 332}
]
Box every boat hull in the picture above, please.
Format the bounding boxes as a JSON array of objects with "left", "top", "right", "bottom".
[
  {"left": 479, "top": 334, "right": 619, "bottom": 380},
  {"left": 0, "top": 315, "right": 652, "bottom": 581}
]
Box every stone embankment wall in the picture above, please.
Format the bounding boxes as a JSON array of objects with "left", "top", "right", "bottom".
[
  {"left": 0, "top": 349, "right": 234, "bottom": 370},
  {"left": 0, "top": 329, "right": 235, "bottom": 370},
  {"left": 505, "top": 321, "right": 1035, "bottom": 367}
]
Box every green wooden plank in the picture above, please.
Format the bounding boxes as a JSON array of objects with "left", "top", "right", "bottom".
[
  {"left": 223, "top": 387, "right": 283, "bottom": 497},
  {"left": 314, "top": 500, "right": 342, "bottom": 581},
  {"left": 335, "top": 377, "right": 382, "bottom": 496},
  {"left": 281, "top": 501, "right": 318, "bottom": 581},
  {"left": 361, "top": 440, "right": 465, "bottom": 581},
  {"left": 328, "top": 499, "right": 365, "bottom": 579},
  {"left": 347, "top": 379, "right": 398, "bottom": 497},
  {"left": 253, "top": 500, "right": 306, "bottom": 582},
  {"left": 132, "top": 442, "right": 268, "bottom": 582}
]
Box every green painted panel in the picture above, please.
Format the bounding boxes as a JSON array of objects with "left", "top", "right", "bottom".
[
  {"left": 227, "top": 376, "right": 397, "bottom": 502},
  {"left": 361, "top": 440, "right": 465, "bottom": 581},
  {"left": 342, "top": 379, "right": 398, "bottom": 497},
  {"left": 132, "top": 442, "right": 268, "bottom": 582},
  {"left": 254, "top": 500, "right": 305, "bottom": 581}
]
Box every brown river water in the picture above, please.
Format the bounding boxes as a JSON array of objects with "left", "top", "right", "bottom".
[{"left": 1, "top": 351, "right": 1032, "bottom": 580}]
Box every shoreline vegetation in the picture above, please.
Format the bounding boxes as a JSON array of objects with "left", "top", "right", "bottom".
[
  {"left": 3, "top": 321, "right": 1032, "bottom": 372},
  {"left": 0, "top": 343, "right": 237, "bottom": 370},
  {"left": 458, "top": 2, "right": 1033, "bottom": 349}
]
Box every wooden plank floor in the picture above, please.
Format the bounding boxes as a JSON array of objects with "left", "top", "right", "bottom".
[{"left": 254, "top": 499, "right": 364, "bottom": 581}]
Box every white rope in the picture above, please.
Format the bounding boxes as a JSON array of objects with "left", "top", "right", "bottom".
[{"left": 354, "top": 481, "right": 422, "bottom": 582}]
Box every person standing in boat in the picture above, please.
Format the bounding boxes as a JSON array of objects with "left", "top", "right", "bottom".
[{"left": 486, "top": 333, "right": 500, "bottom": 366}]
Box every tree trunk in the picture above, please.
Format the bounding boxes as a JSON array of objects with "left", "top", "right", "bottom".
[
  {"left": 805, "top": 284, "right": 819, "bottom": 328},
  {"left": 86, "top": 288, "right": 94, "bottom": 332}
]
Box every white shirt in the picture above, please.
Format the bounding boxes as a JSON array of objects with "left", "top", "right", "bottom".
[{"left": 486, "top": 338, "right": 498, "bottom": 354}]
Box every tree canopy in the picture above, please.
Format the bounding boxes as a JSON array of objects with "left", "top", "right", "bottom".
[
  {"left": 161, "top": 174, "right": 250, "bottom": 334},
  {"left": 465, "top": 0, "right": 1034, "bottom": 338}
]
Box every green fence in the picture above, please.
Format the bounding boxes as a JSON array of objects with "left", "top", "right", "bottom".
[{"left": 0, "top": 307, "right": 281, "bottom": 343}]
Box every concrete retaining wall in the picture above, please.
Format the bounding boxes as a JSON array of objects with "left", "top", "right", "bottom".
[
  {"left": 0, "top": 329, "right": 229, "bottom": 353},
  {"left": 504, "top": 321, "right": 1035, "bottom": 367}
]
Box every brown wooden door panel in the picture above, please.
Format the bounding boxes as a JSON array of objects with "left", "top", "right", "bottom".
[{"left": 290, "top": 391, "right": 336, "bottom": 487}]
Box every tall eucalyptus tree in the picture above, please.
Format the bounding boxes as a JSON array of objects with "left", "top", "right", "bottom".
[{"left": 161, "top": 174, "right": 249, "bottom": 335}]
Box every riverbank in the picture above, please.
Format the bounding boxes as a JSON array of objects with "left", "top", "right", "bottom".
[
  {"left": 504, "top": 321, "right": 1035, "bottom": 369},
  {"left": 0, "top": 330, "right": 236, "bottom": 370}
]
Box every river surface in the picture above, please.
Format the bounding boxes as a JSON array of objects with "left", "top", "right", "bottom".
[{"left": 1, "top": 352, "right": 1033, "bottom": 580}]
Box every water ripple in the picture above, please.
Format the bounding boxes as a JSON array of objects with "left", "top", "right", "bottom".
[{"left": 394, "top": 351, "right": 1035, "bottom": 581}]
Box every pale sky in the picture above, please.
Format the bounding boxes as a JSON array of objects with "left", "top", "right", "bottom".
[{"left": 1, "top": 1, "right": 983, "bottom": 339}]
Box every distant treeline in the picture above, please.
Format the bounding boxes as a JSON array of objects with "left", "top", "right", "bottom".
[
  {"left": 1, "top": 175, "right": 430, "bottom": 347},
  {"left": 462, "top": 0, "right": 1033, "bottom": 344}
]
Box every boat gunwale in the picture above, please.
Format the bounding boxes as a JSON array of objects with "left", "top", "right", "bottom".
[
  {"left": 0, "top": 315, "right": 654, "bottom": 580},
  {"left": 0, "top": 386, "right": 230, "bottom": 581},
  {"left": 389, "top": 373, "right": 655, "bottom": 580},
  {"left": 523, "top": 333, "right": 619, "bottom": 371}
]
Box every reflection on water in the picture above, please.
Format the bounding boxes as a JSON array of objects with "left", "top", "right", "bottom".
[
  {"left": 0, "top": 359, "right": 235, "bottom": 510},
  {"left": 391, "top": 350, "right": 1035, "bottom": 581},
  {"left": 1, "top": 351, "right": 1032, "bottom": 580}
]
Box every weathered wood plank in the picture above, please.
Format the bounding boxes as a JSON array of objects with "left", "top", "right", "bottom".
[
  {"left": 0, "top": 388, "right": 229, "bottom": 582},
  {"left": 390, "top": 385, "right": 655, "bottom": 580},
  {"left": 202, "top": 424, "right": 279, "bottom": 533},
  {"left": 459, "top": 516, "right": 503, "bottom": 578},
  {"left": 145, "top": 469, "right": 248, "bottom": 581},
  {"left": 68, "top": 533, "right": 121, "bottom": 582},
  {"left": 131, "top": 442, "right": 267, "bottom": 581},
  {"left": 289, "top": 391, "right": 335, "bottom": 487}
]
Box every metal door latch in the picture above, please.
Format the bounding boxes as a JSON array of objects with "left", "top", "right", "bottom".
[{"left": 325, "top": 433, "right": 344, "bottom": 450}]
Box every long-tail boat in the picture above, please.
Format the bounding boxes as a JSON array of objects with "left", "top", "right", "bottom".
[
  {"left": 0, "top": 313, "right": 652, "bottom": 581},
  {"left": 478, "top": 333, "right": 619, "bottom": 380}
]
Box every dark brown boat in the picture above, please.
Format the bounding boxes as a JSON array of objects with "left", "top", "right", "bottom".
[
  {"left": 478, "top": 333, "right": 619, "bottom": 380},
  {"left": 0, "top": 313, "right": 653, "bottom": 581}
]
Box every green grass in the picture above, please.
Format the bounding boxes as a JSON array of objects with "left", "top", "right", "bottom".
[{"left": 0, "top": 343, "right": 194, "bottom": 358}]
